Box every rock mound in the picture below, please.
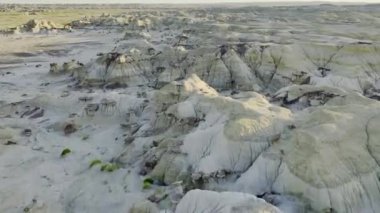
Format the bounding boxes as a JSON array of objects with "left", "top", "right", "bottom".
[
  {"left": 176, "top": 190, "right": 282, "bottom": 213},
  {"left": 10, "top": 19, "right": 68, "bottom": 34},
  {"left": 117, "top": 74, "right": 380, "bottom": 212}
]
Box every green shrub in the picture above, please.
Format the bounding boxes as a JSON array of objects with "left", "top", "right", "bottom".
[
  {"left": 143, "top": 182, "right": 152, "bottom": 189},
  {"left": 142, "top": 177, "right": 154, "bottom": 189},
  {"left": 60, "top": 148, "right": 71, "bottom": 157},
  {"left": 89, "top": 159, "right": 102, "bottom": 168},
  {"left": 100, "top": 163, "right": 119, "bottom": 172}
]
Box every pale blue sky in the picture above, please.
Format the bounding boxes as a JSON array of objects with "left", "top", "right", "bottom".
[{"left": 1, "top": 0, "right": 379, "bottom": 4}]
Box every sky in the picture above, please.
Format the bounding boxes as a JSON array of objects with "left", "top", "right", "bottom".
[{"left": 1, "top": 0, "right": 380, "bottom": 4}]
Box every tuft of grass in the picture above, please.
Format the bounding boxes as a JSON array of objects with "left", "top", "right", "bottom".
[
  {"left": 100, "top": 163, "right": 119, "bottom": 172},
  {"left": 143, "top": 182, "right": 152, "bottom": 189},
  {"left": 142, "top": 177, "right": 154, "bottom": 189},
  {"left": 60, "top": 148, "right": 71, "bottom": 157},
  {"left": 89, "top": 159, "right": 102, "bottom": 168},
  {"left": 82, "top": 135, "right": 90, "bottom": 140}
]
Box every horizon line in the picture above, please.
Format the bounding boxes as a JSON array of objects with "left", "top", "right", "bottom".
[{"left": 0, "top": 1, "right": 378, "bottom": 5}]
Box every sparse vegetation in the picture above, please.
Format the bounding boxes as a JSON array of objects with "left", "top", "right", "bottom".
[
  {"left": 142, "top": 177, "right": 154, "bottom": 189},
  {"left": 303, "top": 44, "right": 344, "bottom": 76},
  {"left": 267, "top": 49, "right": 283, "bottom": 87},
  {"left": 245, "top": 45, "right": 268, "bottom": 83},
  {"left": 0, "top": 7, "right": 126, "bottom": 30},
  {"left": 60, "top": 148, "right": 71, "bottom": 157},
  {"left": 89, "top": 159, "right": 102, "bottom": 168},
  {"left": 244, "top": 45, "right": 283, "bottom": 89},
  {"left": 100, "top": 163, "right": 119, "bottom": 172}
]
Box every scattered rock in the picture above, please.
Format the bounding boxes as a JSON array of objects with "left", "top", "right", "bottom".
[
  {"left": 29, "top": 109, "right": 44, "bottom": 119},
  {"left": 84, "top": 103, "right": 99, "bottom": 116},
  {"left": 124, "top": 136, "right": 135, "bottom": 144},
  {"left": 4, "top": 140, "right": 17, "bottom": 145},
  {"left": 50, "top": 60, "right": 85, "bottom": 75},
  {"left": 63, "top": 123, "right": 77, "bottom": 135},
  {"left": 129, "top": 200, "right": 159, "bottom": 213},
  {"left": 61, "top": 91, "right": 70, "bottom": 97},
  {"left": 22, "top": 129, "right": 32, "bottom": 137},
  {"left": 78, "top": 96, "right": 94, "bottom": 102}
]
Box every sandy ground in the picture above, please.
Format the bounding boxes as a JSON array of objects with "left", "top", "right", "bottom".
[{"left": 0, "top": 29, "right": 151, "bottom": 212}]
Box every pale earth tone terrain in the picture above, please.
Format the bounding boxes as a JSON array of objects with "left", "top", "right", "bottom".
[{"left": 1, "top": 3, "right": 380, "bottom": 213}]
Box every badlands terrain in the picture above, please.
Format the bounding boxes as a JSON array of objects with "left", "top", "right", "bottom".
[{"left": 1, "top": 3, "right": 380, "bottom": 213}]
